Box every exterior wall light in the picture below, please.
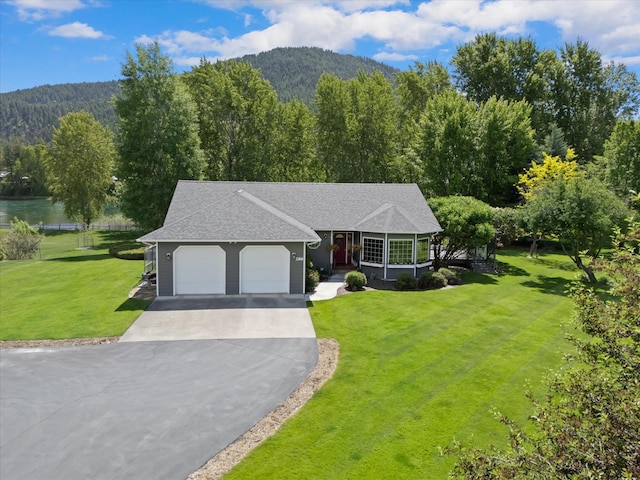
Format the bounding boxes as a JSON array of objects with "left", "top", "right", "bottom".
[{"left": 166, "top": 253, "right": 171, "bottom": 260}]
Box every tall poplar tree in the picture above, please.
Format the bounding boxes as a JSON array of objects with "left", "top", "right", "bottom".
[
  {"left": 315, "top": 72, "right": 398, "bottom": 183},
  {"left": 115, "top": 42, "right": 204, "bottom": 230},
  {"left": 183, "top": 60, "right": 277, "bottom": 181}
]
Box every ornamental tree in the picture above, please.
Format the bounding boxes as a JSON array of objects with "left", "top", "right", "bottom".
[
  {"left": 521, "top": 175, "right": 628, "bottom": 282},
  {"left": 429, "top": 196, "right": 495, "bottom": 269}
]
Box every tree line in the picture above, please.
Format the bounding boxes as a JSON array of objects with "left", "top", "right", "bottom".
[{"left": 2, "top": 35, "right": 638, "bottom": 227}]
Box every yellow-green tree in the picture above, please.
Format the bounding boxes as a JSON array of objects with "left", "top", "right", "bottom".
[
  {"left": 517, "top": 150, "right": 582, "bottom": 256},
  {"left": 517, "top": 149, "right": 581, "bottom": 201}
]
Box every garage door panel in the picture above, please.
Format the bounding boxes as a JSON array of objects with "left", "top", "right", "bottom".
[
  {"left": 174, "top": 246, "right": 225, "bottom": 295},
  {"left": 240, "top": 246, "right": 289, "bottom": 294}
]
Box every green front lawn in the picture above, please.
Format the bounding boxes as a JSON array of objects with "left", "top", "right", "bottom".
[
  {"left": 0, "top": 230, "right": 150, "bottom": 340},
  {"left": 225, "top": 250, "right": 580, "bottom": 479}
]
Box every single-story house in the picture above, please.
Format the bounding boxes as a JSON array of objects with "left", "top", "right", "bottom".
[{"left": 138, "top": 181, "right": 442, "bottom": 296}]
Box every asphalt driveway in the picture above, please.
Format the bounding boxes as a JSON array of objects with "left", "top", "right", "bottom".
[{"left": 1, "top": 338, "right": 318, "bottom": 480}]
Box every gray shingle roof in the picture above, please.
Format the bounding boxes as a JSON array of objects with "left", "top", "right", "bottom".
[{"left": 139, "top": 181, "right": 441, "bottom": 242}]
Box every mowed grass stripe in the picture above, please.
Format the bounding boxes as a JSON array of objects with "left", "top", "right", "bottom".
[
  {"left": 341, "top": 299, "right": 569, "bottom": 476},
  {"left": 0, "top": 231, "right": 149, "bottom": 340},
  {"left": 224, "top": 250, "right": 577, "bottom": 479}
]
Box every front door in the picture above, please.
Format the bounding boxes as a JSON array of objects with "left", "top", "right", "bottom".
[{"left": 333, "top": 232, "right": 352, "bottom": 265}]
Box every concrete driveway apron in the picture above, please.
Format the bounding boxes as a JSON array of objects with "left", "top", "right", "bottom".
[{"left": 0, "top": 295, "right": 317, "bottom": 480}]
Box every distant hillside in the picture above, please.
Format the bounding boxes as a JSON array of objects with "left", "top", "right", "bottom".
[
  {"left": 0, "top": 47, "right": 400, "bottom": 143},
  {"left": 0, "top": 81, "right": 120, "bottom": 143},
  {"left": 241, "top": 47, "right": 399, "bottom": 104}
]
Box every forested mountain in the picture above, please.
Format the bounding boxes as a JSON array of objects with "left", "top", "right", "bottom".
[
  {"left": 0, "top": 48, "right": 398, "bottom": 142},
  {"left": 241, "top": 47, "right": 398, "bottom": 104},
  {"left": 0, "top": 81, "right": 120, "bottom": 143}
]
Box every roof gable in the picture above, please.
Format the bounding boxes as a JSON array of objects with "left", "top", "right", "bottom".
[
  {"left": 140, "top": 181, "right": 441, "bottom": 242},
  {"left": 139, "top": 189, "right": 320, "bottom": 243}
]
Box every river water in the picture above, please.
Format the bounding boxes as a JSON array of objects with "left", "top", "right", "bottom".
[{"left": 0, "top": 199, "right": 120, "bottom": 226}]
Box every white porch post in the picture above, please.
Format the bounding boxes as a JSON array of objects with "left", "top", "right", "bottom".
[
  {"left": 414, "top": 234, "right": 417, "bottom": 276},
  {"left": 329, "top": 230, "right": 333, "bottom": 270},
  {"left": 302, "top": 242, "right": 307, "bottom": 294},
  {"left": 383, "top": 233, "right": 388, "bottom": 279}
]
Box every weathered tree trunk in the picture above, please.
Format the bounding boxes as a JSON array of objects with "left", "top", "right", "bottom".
[
  {"left": 574, "top": 254, "right": 598, "bottom": 283},
  {"left": 529, "top": 234, "right": 539, "bottom": 258}
]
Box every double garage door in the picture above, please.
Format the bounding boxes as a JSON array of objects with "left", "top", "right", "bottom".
[{"left": 174, "top": 245, "right": 290, "bottom": 295}]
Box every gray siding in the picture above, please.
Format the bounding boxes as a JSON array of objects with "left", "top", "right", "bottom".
[
  {"left": 157, "top": 242, "right": 305, "bottom": 296},
  {"left": 360, "top": 264, "right": 385, "bottom": 281},
  {"left": 307, "top": 230, "right": 332, "bottom": 272}
]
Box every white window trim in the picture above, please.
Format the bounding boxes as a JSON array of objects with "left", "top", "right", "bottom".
[
  {"left": 362, "top": 236, "right": 384, "bottom": 266},
  {"left": 388, "top": 238, "right": 414, "bottom": 266}
]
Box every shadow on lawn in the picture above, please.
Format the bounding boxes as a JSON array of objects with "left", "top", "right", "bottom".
[
  {"left": 462, "top": 272, "right": 499, "bottom": 285},
  {"left": 48, "top": 253, "right": 112, "bottom": 262},
  {"left": 95, "top": 231, "right": 145, "bottom": 250},
  {"left": 497, "top": 260, "right": 530, "bottom": 277},
  {"left": 532, "top": 256, "right": 577, "bottom": 272},
  {"left": 116, "top": 297, "right": 151, "bottom": 312},
  {"left": 521, "top": 275, "right": 572, "bottom": 296}
]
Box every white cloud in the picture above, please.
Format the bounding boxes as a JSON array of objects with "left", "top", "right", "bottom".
[
  {"left": 7, "top": 0, "right": 86, "bottom": 21},
  {"left": 88, "top": 54, "right": 109, "bottom": 62},
  {"left": 144, "top": 0, "right": 639, "bottom": 70},
  {"left": 49, "top": 21, "right": 108, "bottom": 39},
  {"left": 373, "top": 51, "right": 418, "bottom": 62}
]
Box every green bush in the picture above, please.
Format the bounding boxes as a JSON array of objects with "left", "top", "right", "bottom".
[
  {"left": 345, "top": 271, "right": 367, "bottom": 291},
  {"left": 306, "top": 268, "right": 320, "bottom": 293},
  {"left": 396, "top": 272, "right": 418, "bottom": 290},
  {"left": 109, "top": 244, "right": 145, "bottom": 260},
  {"left": 0, "top": 218, "right": 42, "bottom": 260},
  {"left": 419, "top": 271, "right": 448, "bottom": 290},
  {"left": 438, "top": 267, "right": 462, "bottom": 285}
]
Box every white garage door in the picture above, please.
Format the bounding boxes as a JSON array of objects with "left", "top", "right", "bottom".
[
  {"left": 240, "top": 245, "right": 290, "bottom": 294},
  {"left": 174, "top": 246, "right": 225, "bottom": 294}
]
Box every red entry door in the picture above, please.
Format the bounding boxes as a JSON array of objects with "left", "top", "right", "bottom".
[{"left": 333, "top": 232, "right": 352, "bottom": 265}]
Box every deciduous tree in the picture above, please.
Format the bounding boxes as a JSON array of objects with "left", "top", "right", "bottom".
[
  {"left": 521, "top": 176, "right": 628, "bottom": 282},
  {"left": 452, "top": 33, "right": 551, "bottom": 136},
  {"left": 46, "top": 111, "right": 115, "bottom": 227},
  {"left": 408, "top": 91, "right": 535, "bottom": 204},
  {"left": 269, "top": 100, "right": 324, "bottom": 182},
  {"left": 315, "top": 72, "right": 399, "bottom": 183},
  {"left": 408, "top": 90, "right": 477, "bottom": 197},
  {"left": 548, "top": 40, "right": 640, "bottom": 162},
  {"left": 183, "top": 59, "right": 277, "bottom": 181},
  {"left": 598, "top": 118, "right": 640, "bottom": 200},
  {"left": 0, "top": 139, "right": 49, "bottom": 197},
  {"left": 429, "top": 196, "right": 495, "bottom": 269},
  {"left": 115, "top": 42, "right": 204, "bottom": 230},
  {"left": 517, "top": 150, "right": 580, "bottom": 201}
]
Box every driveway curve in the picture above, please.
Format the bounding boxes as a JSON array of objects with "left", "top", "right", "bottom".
[{"left": 0, "top": 338, "right": 318, "bottom": 480}]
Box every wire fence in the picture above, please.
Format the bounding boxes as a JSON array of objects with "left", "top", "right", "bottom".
[{"left": 0, "top": 223, "right": 138, "bottom": 231}]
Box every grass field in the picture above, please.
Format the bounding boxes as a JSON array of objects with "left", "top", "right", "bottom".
[
  {"left": 224, "top": 250, "right": 581, "bottom": 479},
  {"left": 0, "top": 230, "right": 150, "bottom": 340}
]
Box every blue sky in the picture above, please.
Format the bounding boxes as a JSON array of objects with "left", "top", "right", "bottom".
[{"left": 1, "top": 0, "right": 639, "bottom": 93}]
